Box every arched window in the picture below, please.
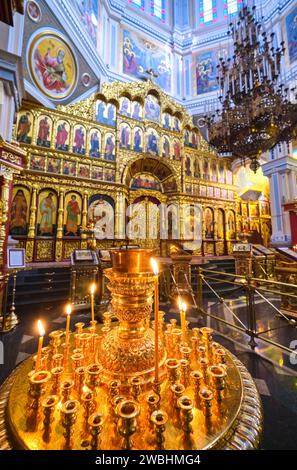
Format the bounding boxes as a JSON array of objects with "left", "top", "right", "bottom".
[
  {"left": 223, "top": 0, "right": 242, "bottom": 18},
  {"left": 199, "top": 0, "right": 217, "bottom": 25},
  {"left": 128, "top": 0, "right": 145, "bottom": 10},
  {"left": 151, "top": 0, "right": 166, "bottom": 22}
]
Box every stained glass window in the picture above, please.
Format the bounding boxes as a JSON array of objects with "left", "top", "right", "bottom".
[
  {"left": 128, "top": 0, "right": 145, "bottom": 10},
  {"left": 199, "top": 0, "right": 217, "bottom": 25},
  {"left": 223, "top": 0, "right": 242, "bottom": 19},
  {"left": 151, "top": 0, "right": 166, "bottom": 22}
]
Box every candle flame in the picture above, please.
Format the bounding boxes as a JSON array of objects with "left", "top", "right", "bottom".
[
  {"left": 150, "top": 258, "right": 159, "bottom": 276},
  {"left": 66, "top": 304, "right": 72, "bottom": 315},
  {"left": 182, "top": 302, "right": 187, "bottom": 313},
  {"left": 90, "top": 283, "right": 96, "bottom": 295},
  {"left": 37, "top": 319, "right": 45, "bottom": 337}
]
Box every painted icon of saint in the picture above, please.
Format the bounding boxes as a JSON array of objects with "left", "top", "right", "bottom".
[
  {"left": 134, "top": 129, "right": 142, "bottom": 152},
  {"left": 10, "top": 190, "right": 28, "bottom": 235},
  {"left": 173, "top": 140, "right": 181, "bottom": 160},
  {"left": 147, "top": 131, "right": 158, "bottom": 155},
  {"left": 96, "top": 101, "right": 105, "bottom": 122},
  {"left": 39, "top": 192, "right": 56, "bottom": 236},
  {"left": 55, "top": 122, "right": 68, "bottom": 150},
  {"left": 90, "top": 130, "right": 100, "bottom": 157},
  {"left": 104, "top": 135, "right": 115, "bottom": 160},
  {"left": 65, "top": 195, "right": 81, "bottom": 236},
  {"left": 163, "top": 137, "right": 170, "bottom": 158},
  {"left": 73, "top": 126, "right": 85, "bottom": 154},
  {"left": 34, "top": 47, "right": 68, "bottom": 93},
  {"left": 37, "top": 116, "right": 50, "bottom": 147},
  {"left": 120, "top": 125, "right": 130, "bottom": 149},
  {"left": 17, "top": 113, "right": 31, "bottom": 143}
]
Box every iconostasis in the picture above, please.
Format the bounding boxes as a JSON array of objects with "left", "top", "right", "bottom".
[{"left": 11, "top": 79, "right": 271, "bottom": 262}]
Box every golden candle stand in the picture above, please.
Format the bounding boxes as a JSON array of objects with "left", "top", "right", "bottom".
[
  {"left": 0, "top": 250, "right": 263, "bottom": 450},
  {"left": 0, "top": 268, "right": 23, "bottom": 333}
]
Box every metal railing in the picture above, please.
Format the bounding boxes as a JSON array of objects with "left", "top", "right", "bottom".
[{"left": 162, "top": 263, "right": 297, "bottom": 373}]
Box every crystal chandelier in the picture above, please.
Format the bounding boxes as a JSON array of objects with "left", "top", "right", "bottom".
[{"left": 205, "top": 4, "right": 297, "bottom": 172}]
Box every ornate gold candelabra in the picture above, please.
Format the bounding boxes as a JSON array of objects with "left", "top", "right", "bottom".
[{"left": 0, "top": 249, "right": 263, "bottom": 450}]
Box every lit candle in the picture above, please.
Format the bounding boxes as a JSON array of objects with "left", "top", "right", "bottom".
[
  {"left": 35, "top": 320, "right": 45, "bottom": 372},
  {"left": 151, "top": 258, "right": 159, "bottom": 384},
  {"left": 65, "top": 303, "right": 72, "bottom": 346},
  {"left": 178, "top": 297, "right": 187, "bottom": 344},
  {"left": 90, "top": 283, "right": 96, "bottom": 323}
]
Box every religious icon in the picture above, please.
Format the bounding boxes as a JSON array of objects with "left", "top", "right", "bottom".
[
  {"left": 10, "top": 188, "right": 29, "bottom": 235},
  {"left": 27, "top": 0, "right": 42, "bottom": 22},
  {"left": 89, "top": 129, "right": 101, "bottom": 158},
  {"left": 92, "top": 167, "right": 103, "bottom": 180},
  {"left": 63, "top": 160, "right": 76, "bottom": 176},
  {"left": 96, "top": 100, "right": 106, "bottom": 123},
  {"left": 36, "top": 115, "right": 51, "bottom": 147},
  {"left": 38, "top": 191, "right": 56, "bottom": 236},
  {"left": 72, "top": 125, "right": 86, "bottom": 155},
  {"left": 191, "top": 132, "right": 198, "bottom": 149},
  {"left": 163, "top": 177, "right": 177, "bottom": 192},
  {"left": 147, "top": 130, "right": 158, "bottom": 155},
  {"left": 28, "top": 31, "right": 78, "bottom": 100},
  {"left": 78, "top": 163, "right": 90, "bottom": 178},
  {"left": 104, "top": 169, "right": 116, "bottom": 182},
  {"left": 55, "top": 120, "right": 69, "bottom": 151},
  {"left": 16, "top": 112, "right": 32, "bottom": 143},
  {"left": 185, "top": 156, "right": 192, "bottom": 176},
  {"left": 207, "top": 186, "right": 214, "bottom": 197},
  {"left": 194, "top": 159, "right": 200, "bottom": 178},
  {"left": 200, "top": 185, "right": 207, "bottom": 196},
  {"left": 186, "top": 184, "right": 192, "bottom": 194},
  {"left": 173, "top": 139, "right": 181, "bottom": 160},
  {"left": 81, "top": 72, "right": 91, "bottom": 87},
  {"left": 217, "top": 210, "right": 225, "bottom": 239},
  {"left": 106, "top": 104, "right": 116, "bottom": 126},
  {"left": 64, "top": 193, "right": 81, "bottom": 236},
  {"left": 219, "top": 163, "right": 225, "bottom": 183},
  {"left": 204, "top": 208, "right": 214, "bottom": 239},
  {"left": 214, "top": 187, "right": 220, "bottom": 198},
  {"left": 75, "top": 0, "right": 98, "bottom": 44},
  {"left": 120, "top": 124, "right": 131, "bottom": 149},
  {"left": 163, "top": 113, "right": 171, "bottom": 130},
  {"left": 227, "top": 211, "right": 236, "bottom": 239},
  {"left": 203, "top": 160, "right": 209, "bottom": 179},
  {"left": 47, "top": 157, "right": 60, "bottom": 174},
  {"left": 30, "top": 155, "right": 46, "bottom": 171},
  {"left": 132, "top": 101, "right": 142, "bottom": 120},
  {"left": 133, "top": 127, "right": 143, "bottom": 152},
  {"left": 104, "top": 134, "right": 115, "bottom": 161},
  {"left": 144, "top": 95, "right": 160, "bottom": 122},
  {"left": 173, "top": 116, "right": 180, "bottom": 132},
  {"left": 184, "top": 130, "right": 190, "bottom": 147},
  {"left": 131, "top": 174, "right": 161, "bottom": 191},
  {"left": 162, "top": 136, "right": 170, "bottom": 159},
  {"left": 119, "top": 97, "right": 131, "bottom": 117},
  {"left": 211, "top": 161, "right": 217, "bottom": 181}
]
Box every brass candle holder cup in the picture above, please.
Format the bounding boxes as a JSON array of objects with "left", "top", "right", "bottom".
[
  {"left": 151, "top": 410, "right": 168, "bottom": 450},
  {"left": 88, "top": 412, "right": 103, "bottom": 450},
  {"left": 116, "top": 400, "right": 140, "bottom": 450},
  {"left": 51, "top": 366, "right": 64, "bottom": 395},
  {"left": 42, "top": 394, "right": 59, "bottom": 442},
  {"left": 27, "top": 370, "right": 52, "bottom": 431},
  {"left": 61, "top": 379, "right": 74, "bottom": 403},
  {"left": 208, "top": 365, "right": 227, "bottom": 401},
  {"left": 74, "top": 366, "right": 85, "bottom": 395},
  {"left": 165, "top": 358, "right": 180, "bottom": 385},
  {"left": 171, "top": 383, "right": 185, "bottom": 409},
  {"left": 75, "top": 322, "right": 85, "bottom": 335},
  {"left": 60, "top": 399, "right": 80, "bottom": 449},
  {"left": 86, "top": 364, "right": 102, "bottom": 394},
  {"left": 199, "top": 388, "right": 214, "bottom": 418},
  {"left": 49, "top": 330, "right": 64, "bottom": 356},
  {"left": 129, "top": 376, "right": 144, "bottom": 401},
  {"left": 178, "top": 396, "right": 194, "bottom": 435}
]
